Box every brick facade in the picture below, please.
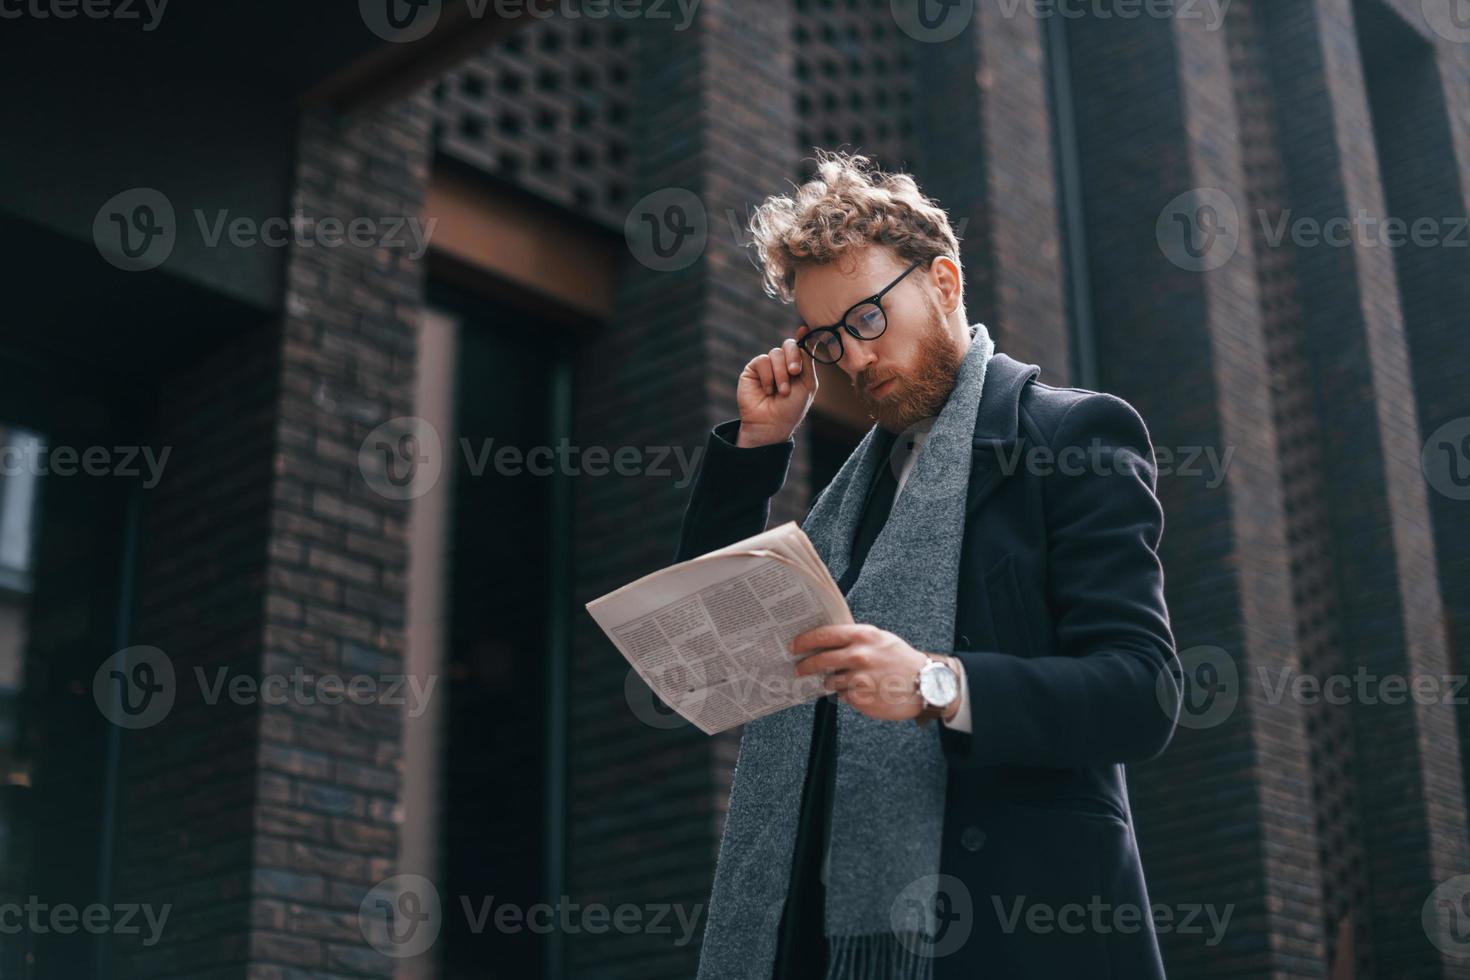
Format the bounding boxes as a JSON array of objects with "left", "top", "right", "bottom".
[
  {"left": 112, "top": 94, "right": 433, "bottom": 979},
  {"left": 1060, "top": 8, "right": 1328, "bottom": 975},
  {"left": 914, "top": 2, "right": 1072, "bottom": 383}
]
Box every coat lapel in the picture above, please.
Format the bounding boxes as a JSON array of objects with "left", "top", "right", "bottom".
[{"left": 966, "top": 353, "right": 1041, "bottom": 520}]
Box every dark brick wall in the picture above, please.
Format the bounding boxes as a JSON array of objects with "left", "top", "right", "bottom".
[
  {"left": 1261, "top": 2, "right": 1470, "bottom": 975},
  {"left": 1231, "top": 3, "right": 1373, "bottom": 971},
  {"left": 114, "top": 92, "right": 432, "bottom": 979},
  {"left": 248, "top": 93, "right": 431, "bottom": 979},
  {"left": 914, "top": 4, "right": 1071, "bottom": 383},
  {"left": 117, "top": 326, "right": 280, "bottom": 980},
  {"left": 1358, "top": 0, "right": 1470, "bottom": 858},
  {"left": 1061, "top": 9, "right": 1328, "bottom": 977}
]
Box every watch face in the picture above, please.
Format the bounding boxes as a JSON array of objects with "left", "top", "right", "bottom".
[{"left": 919, "top": 662, "right": 958, "bottom": 706}]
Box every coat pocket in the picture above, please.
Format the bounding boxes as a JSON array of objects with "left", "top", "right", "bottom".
[
  {"left": 983, "top": 553, "right": 1037, "bottom": 657},
  {"left": 966, "top": 804, "right": 1116, "bottom": 980}
]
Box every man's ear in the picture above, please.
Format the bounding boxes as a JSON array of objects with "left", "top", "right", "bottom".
[{"left": 928, "top": 255, "right": 964, "bottom": 315}]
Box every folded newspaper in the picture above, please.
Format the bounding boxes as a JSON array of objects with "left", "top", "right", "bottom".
[{"left": 585, "top": 522, "right": 851, "bottom": 734}]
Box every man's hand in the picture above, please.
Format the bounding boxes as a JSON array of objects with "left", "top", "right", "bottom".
[
  {"left": 735, "top": 328, "right": 818, "bottom": 448},
  {"left": 790, "top": 624, "right": 958, "bottom": 723}
]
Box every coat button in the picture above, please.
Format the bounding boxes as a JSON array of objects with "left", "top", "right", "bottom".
[
  {"left": 958, "top": 634, "right": 970, "bottom": 648},
  {"left": 961, "top": 825, "right": 985, "bottom": 852}
]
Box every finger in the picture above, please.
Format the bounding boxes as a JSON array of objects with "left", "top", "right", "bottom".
[
  {"left": 767, "top": 348, "right": 791, "bottom": 395},
  {"left": 749, "top": 354, "right": 775, "bottom": 396},
  {"left": 793, "top": 648, "right": 864, "bottom": 678},
  {"left": 790, "top": 624, "right": 868, "bottom": 655},
  {"left": 781, "top": 337, "right": 802, "bottom": 376},
  {"left": 792, "top": 326, "right": 811, "bottom": 372}
]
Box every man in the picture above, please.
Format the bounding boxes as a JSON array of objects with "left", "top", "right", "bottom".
[{"left": 675, "top": 150, "right": 1181, "bottom": 980}]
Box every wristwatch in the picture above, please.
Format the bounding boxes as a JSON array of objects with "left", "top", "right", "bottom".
[{"left": 914, "top": 655, "right": 960, "bottom": 727}]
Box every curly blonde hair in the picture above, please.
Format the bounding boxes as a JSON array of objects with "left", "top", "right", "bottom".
[{"left": 747, "top": 149, "right": 963, "bottom": 304}]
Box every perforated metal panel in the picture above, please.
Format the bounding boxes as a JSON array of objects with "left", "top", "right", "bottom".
[
  {"left": 432, "top": 17, "right": 635, "bottom": 229},
  {"left": 434, "top": 3, "right": 918, "bottom": 223},
  {"left": 1227, "top": 5, "right": 1374, "bottom": 977},
  {"left": 793, "top": 0, "right": 918, "bottom": 178}
]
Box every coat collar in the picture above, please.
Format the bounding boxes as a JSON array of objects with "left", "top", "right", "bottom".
[
  {"left": 972, "top": 352, "right": 1041, "bottom": 450},
  {"left": 967, "top": 352, "right": 1041, "bottom": 516}
]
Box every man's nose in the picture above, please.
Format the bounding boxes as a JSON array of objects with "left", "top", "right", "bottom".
[{"left": 845, "top": 344, "right": 877, "bottom": 374}]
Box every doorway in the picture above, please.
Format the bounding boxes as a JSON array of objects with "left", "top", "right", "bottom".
[{"left": 429, "top": 288, "right": 575, "bottom": 980}]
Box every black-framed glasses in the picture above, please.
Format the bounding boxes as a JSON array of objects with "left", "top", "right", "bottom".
[{"left": 796, "top": 259, "right": 924, "bottom": 365}]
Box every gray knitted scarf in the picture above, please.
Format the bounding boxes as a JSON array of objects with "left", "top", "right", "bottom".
[{"left": 696, "top": 323, "right": 995, "bottom": 980}]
